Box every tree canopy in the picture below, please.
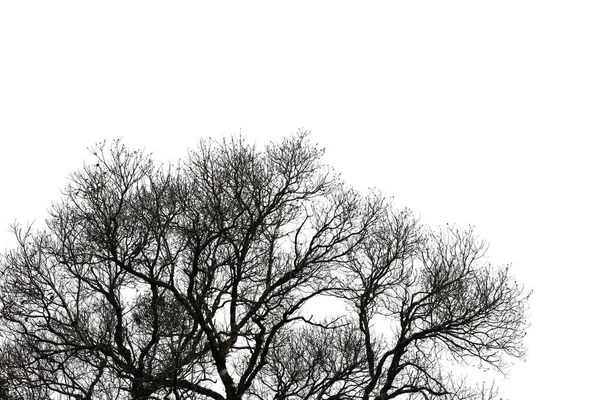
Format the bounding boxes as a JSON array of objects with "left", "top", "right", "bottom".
[{"left": 0, "top": 133, "right": 529, "bottom": 400}]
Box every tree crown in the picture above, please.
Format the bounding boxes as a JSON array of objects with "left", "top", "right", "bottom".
[{"left": 0, "top": 133, "right": 529, "bottom": 400}]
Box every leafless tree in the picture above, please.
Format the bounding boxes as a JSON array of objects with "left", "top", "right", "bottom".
[{"left": 0, "top": 133, "right": 529, "bottom": 400}]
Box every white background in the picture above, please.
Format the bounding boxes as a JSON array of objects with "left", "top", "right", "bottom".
[{"left": 1, "top": 2, "right": 598, "bottom": 398}]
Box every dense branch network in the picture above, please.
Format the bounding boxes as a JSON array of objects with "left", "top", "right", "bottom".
[{"left": 0, "top": 133, "right": 529, "bottom": 400}]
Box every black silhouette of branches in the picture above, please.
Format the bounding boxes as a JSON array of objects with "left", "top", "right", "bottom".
[{"left": 0, "top": 133, "right": 529, "bottom": 400}]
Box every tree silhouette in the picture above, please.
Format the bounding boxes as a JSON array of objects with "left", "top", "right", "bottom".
[{"left": 0, "top": 133, "right": 529, "bottom": 400}]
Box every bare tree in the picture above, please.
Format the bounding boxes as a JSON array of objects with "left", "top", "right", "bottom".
[
  {"left": 0, "top": 133, "right": 529, "bottom": 400},
  {"left": 334, "top": 217, "right": 527, "bottom": 400}
]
